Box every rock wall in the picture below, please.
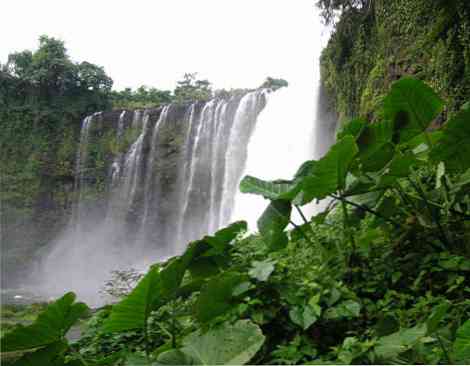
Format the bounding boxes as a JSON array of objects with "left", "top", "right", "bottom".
[{"left": 320, "top": 0, "right": 470, "bottom": 125}]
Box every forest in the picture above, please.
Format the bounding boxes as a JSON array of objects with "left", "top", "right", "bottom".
[{"left": 1, "top": 0, "right": 470, "bottom": 365}]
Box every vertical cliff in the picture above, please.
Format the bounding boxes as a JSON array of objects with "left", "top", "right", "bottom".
[{"left": 320, "top": 0, "right": 470, "bottom": 125}]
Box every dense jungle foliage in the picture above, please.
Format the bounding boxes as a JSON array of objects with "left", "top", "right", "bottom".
[
  {"left": 2, "top": 1, "right": 470, "bottom": 364},
  {"left": 2, "top": 77, "right": 470, "bottom": 365},
  {"left": 320, "top": 0, "right": 470, "bottom": 122}
]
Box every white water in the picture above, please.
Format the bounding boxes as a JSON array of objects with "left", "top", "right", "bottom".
[
  {"left": 33, "top": 11, "right": 334, "bottom": 305},
  {"left": 233, "top": 26, "right": 332, "bottom": 229}
]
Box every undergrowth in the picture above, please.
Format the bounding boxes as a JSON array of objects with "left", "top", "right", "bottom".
[{"left": 1, "top": 77, "right": 470, "bottom": 365}]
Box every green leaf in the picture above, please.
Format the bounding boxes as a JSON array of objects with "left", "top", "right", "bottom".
[
  {"left": 194, "top": 272, "right": 246, "bottom": 323},
  {"left": 300, "top": 136, "right": 359, "bottom": 202},
  {"left": 374, "top": 324, "right": 427, "bottom": 360},
  {"left": 178, "top": 320, "right": 265, "bottom": 365},
  {"left": 257, "top": 200, "right": 291, "bottom": 250},
  {"left": 356, "top": 119, "right": 395, "bottom": 172},
  {"left": 324, "top": 300, "right": 361, "bottom": 320},
  {"left": 103, "top": 266, "right": 160, "bottom": 333},
  {"left": 1, "top": 292, "right": 88, "bottom": 352},
  {"left": 104, "top": 222, "right": 245, "bottom": 333},
  {"left": 202, "top": 221, "right": 247, "bottom": 253},
  {"left": 430, "top": 108, "right": 470, "bottom": 172},
  {"left": 453, "top": 320, "right": 470, "bottom": 363},
  {"left": 249, "top": 260, "right": 276, "bottom": 282},
  {"left": 157, "top": 349, "right": 198, "bottom": 365},
  {"left": 289, "top": 304, "right": 320, "bottom": 330},
  {"left": 375, "top": 151, "right": 421, "bottom": 188},
  {"left": 239, "top": 176, "right": 299, "bottom": 201},
  {"left": 10, "top": 341, "right": 67, "bottom": 366},
  {"left": 337, "top": 118, "right": 367, "bottom": 140},
  {"left": 426, "top": 302, "right": 450, "bottom": 334},
  {"left": 383, "top": 77, "right": 444, "bottom": 143}
]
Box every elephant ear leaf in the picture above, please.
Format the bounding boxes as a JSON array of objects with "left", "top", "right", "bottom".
[
  {"left": 10, "top": 341, "right": 68, "bottom": 366},
  {"left": 383, "top": 77, "right": 444, "bottom": 144},
  {"left": 453, "top": 320, "right": 470, "bottom": 363},
  {"left": 1, "top": 292, "right": 88, "bottom": 352},
  {"left": 157, "top": 320, "right": 265, "bottom": 365},
  {"left": 257, "top": 200, "right": 291, "bottom": 251},
  {"left": 299, "top": 135, "right": 358, "bottom": 203},
  {"left": 103, "top": 266, "right": 161, "bottom": 333},
  {"left": 430, "top": 107, "right": 470, "bottom": 173},
  {"left": 239, "top": 176, "right": 299, "bottom": 201}
]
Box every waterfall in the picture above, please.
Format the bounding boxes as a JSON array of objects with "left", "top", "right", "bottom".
[{"left": 38, "top": 90, "right": 268, "bottom": 304}]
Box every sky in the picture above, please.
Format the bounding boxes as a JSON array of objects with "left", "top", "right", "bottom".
[{"left": 0, "top": 0, "right": 327, "bottom": 91}]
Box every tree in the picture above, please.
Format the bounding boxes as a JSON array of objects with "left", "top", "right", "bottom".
[
  {"left": 260, "top": 77, "right": 289, "bottom": 90},
  {"left": 174, "top": 72, "right": 213, "bottom": 103},
  {"left": 315, "top": 0, "right": 372, "bottom": 25}
]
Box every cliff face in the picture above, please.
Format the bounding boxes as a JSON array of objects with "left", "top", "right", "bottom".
[{"left": 320, "top": 0, "right": 470, "bottom": 125}]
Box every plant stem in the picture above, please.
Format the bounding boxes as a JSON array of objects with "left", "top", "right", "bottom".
[
  {"left": 171, "top": 301, "right": 177, "bottom": 349},
  {"left": 70, "top": 344, "right": 90, "bottom": 366},
  {"left": 341, "top": 198, "right": 356, "bottom": 279},
  {"left": 294, "top": 205, "right": 309, "bottom": 225},
  {"left": 407, "top": 176, "right": 449, "bottom": 248},
  {"left": 144, "top": 320, "right": 150, "bottom": 361},
  {"left": 294, "top": 205, "right": 317, "bottom": 238},
  {"left": 436, "top": 333, "right": 452, "bottom": 364},
  {"left": 330, "top": 194, "right": 402, "bottom": 228},
  {"left": 270, "top": 203, "right": 315, "bottom": 245},
  {"left": 404, "top": 192, "right": 470, "bottom": 220}
]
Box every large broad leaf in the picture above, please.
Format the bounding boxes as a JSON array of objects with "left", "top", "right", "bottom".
[
  {"left": 202, "top": 221, "right": 247, "bottom": 254},
  {"left": 289, "top": 303, "right": 321, "bottom": 330},
  {"left": 356, "top": 120, "right": 395, "bottom": 172},
  {"left": 374, "top": 324, "right": 427, "bottom": 360},
  {"left": 375, "top": 151, "right": 421, "bottom": 189},
  {"left": 10, "top": 341, "right": 68, "bottom": 366},
  {"left": 1, "top": 292, "right": 88, "bottom": 352},
  {"left": 430, "top": 108, "right": 470, "bottom": 172},
  {"left": 324, "top": 300, "right": 361, "bottom": 320},
  {"left": 104, "top": 244, "right": 203, "bottom": 333},
  {"left": 103, "top": 266, "right": 161, "bottom": 333},
  {"left": 249, "top": 259, "right": 276, "bottom": 282},
  {"left": 157, "top": 349, "right": 198, "bottom": 365},
  {"left": 337, "top": 118, "right": 367, "bottom": 140},
  {"left": 239, "top": 176, "right": 299, "bottom": 201},
  {"left": 257, "top": 200, "right": 291, "bottom": 250},
  {"left": 194, "top": 272, "right": 247, "bottom": 323},
  {"left": 158, "top": 320, "right": 265, "bottom": 365},
  {"left": 300, "top": 136, "right": 358, "bottom": 203},
  {"left": 426, "top": 302, "right": 450, "bottom": 335},
  {"left": 383, "top": 77, "right": 444, "bottom": 143},
  {"left": 453, "top": 319, "right": 470, "bottom": 363},
  {"left": 104, "top": 223, "right": 246, "bottom": 333}
]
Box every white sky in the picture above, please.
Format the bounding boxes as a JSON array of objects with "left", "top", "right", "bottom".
[{"left": 0, "top": 0, "right": 326, "bottom": 91}]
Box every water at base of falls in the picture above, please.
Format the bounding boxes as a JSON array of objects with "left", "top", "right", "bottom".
[{"left": 36, "top": 90, "right": 268, "bottom": 306}]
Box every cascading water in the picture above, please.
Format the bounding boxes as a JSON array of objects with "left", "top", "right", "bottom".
[{"left": 39, "top": 90, "right": 268, "bottom": 304}]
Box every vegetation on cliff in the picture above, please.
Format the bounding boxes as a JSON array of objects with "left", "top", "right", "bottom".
[
  {"left": 320, "top": 0, "right": 470, "bottom": 123},
  {"left": 2, "top": 77, "right": 469, "bottom": 365}
]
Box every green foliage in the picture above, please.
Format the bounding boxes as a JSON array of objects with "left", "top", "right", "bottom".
[
  {"left": 1, "top": 292, "right": 88, "bottom": 352},
  {"left": 173, "top": 73, "right": 213, "bottom": 104},
  {"left": 158, "top": 320, "right": 265, "bottom": 365},
  {"left": 321, "top": 0, "right": 470, "bottom": 120},
  {"left": 374, "top": 324, "right": 427, "bottom": 360},
  {"left": 103, "top": 267, "right": 161, "bottom": 333},
  {"left": 3, "top": 77, "right": 470, "bottom": 365},
  {"left": 260, "top": 77, "right": 289, "bottom": 90},
  {"left": 383, "top": 77, "right": 444, "bottom": 143},
  {"left": 111, "top": 86, "right": 173, "bottom": 110},
  {"left": 430, "top": 107, "right": 470, "bottom": 172},
  {"left": 453, "top": 320, "right": 470, "bottom": 363}
]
